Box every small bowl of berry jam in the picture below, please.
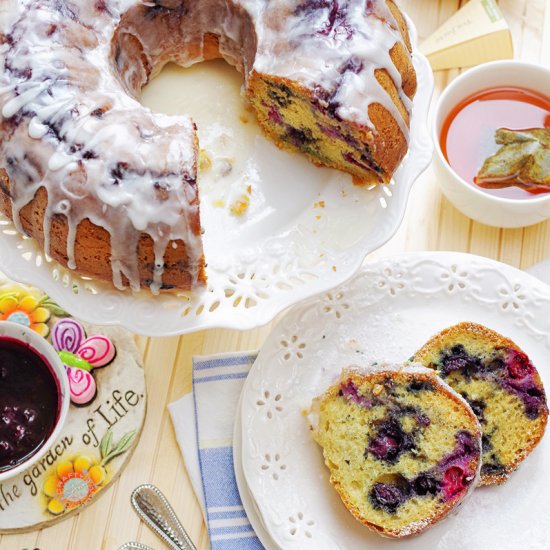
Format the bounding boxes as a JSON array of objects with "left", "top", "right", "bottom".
[
  {"left": 0, "top": 321, "right": 69, "bottom": 481},
  {"left": 433, "top": 61, "right": 550, "bottom": 228}
]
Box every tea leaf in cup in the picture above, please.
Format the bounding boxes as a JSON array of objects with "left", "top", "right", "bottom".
[{"left": 476, "top": 128, "right": 550, "bottom": 190}]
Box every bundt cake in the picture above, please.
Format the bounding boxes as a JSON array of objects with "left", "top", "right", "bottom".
[
  {"left": 0, "top": 0, "right": 416, "bottom": 292},
  {"left": 414, "top": 322, "right": 548, "bottom": 486},
  {"left": 309, "top": 364, "right": 482, "bottom": 538}
]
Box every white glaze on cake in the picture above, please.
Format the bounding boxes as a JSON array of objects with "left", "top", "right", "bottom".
[
  {"left": 251, "top": 0, "right": 412, "bottom": 139},
  {"left": 0, "top": 0, "right": 413, "bottom": 292}
]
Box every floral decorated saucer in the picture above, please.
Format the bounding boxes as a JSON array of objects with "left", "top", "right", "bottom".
[{"left": 0, "top": 276, "right": 146, "bottom": 533}]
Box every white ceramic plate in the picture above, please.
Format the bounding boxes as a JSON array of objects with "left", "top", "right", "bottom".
[
  {"left": 527, "top": 260, "right": 550, "bottom": 284},
  {"left": 240, "top": 251, "right": 550, "bottom": 550},
  {"left": 0, "top": 19, "right": 433, "bottom": 336},
  {"left": 233, "top": 393, "right": 280, "bottom": 550}
]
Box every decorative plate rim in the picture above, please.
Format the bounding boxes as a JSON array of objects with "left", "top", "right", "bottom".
[{"left": 233, "top": 390, "right": 281, "bottom": 550}]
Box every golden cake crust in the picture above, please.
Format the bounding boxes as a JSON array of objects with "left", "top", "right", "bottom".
[{"left": 0, "top": 170, "right": 206, "bottom": 291}]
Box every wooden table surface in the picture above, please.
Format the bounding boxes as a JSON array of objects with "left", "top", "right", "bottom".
[{"left": 2, "top": 1, "right": 549, "bottom": 548}]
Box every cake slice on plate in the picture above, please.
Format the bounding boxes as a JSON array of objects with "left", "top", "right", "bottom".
[
  {"left": 414, "top": 322, "right": 548, "bottom": 485},
  {"left": 309, "top": 364, "right": 482, "bottom": 538}
]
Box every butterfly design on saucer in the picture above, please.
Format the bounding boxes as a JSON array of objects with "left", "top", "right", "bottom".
[{"left": 52, "top": 319, "right": 116, "bottom": 406}]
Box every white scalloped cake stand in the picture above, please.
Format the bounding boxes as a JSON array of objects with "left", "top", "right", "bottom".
[
  {"left": 240, "top": 252, "right": 550, "bottom": 550},
  {"left": 0, "top": 19, "right": 433, "bottom": 336}
]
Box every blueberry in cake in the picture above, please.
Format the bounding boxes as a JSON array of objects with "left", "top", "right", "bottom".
[
  {"left": 309, "top": 364, "right": 482, "bottom": 538},
  {"left": 414, "top": 322, "right": 548, "bottom": 486}
]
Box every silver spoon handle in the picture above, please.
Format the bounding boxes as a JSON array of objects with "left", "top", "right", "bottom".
[
  {"left": 131, "top": 484, "right": 197, "bottom": 550},
  {"left": 118, "top": 543, "right": 155, "bottom": 550}
]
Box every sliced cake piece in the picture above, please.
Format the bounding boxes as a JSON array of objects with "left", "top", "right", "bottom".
[
  {"left": 309, "top": 364, "right": 482, "bottom": 538},
  {"left": 414, "top": 322, "right": 548, "bottom": 486}
]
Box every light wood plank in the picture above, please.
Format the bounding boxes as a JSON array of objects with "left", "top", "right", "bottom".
[
  {"left": 1, "top": 531, "right": 39, "bottom": 550},
  {"left": 35, "top": 516, "right": 77, "bottom": 550},
  {"left": 499, "top": 228, "right": 525, "bottom": 268},
  {"left": 105, "top": 337, "right": 183, "bottom": 550}
]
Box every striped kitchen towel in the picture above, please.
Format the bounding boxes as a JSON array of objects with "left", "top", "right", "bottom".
[{"left": 169, "top": 352, "right": 264, "bottom": 550}]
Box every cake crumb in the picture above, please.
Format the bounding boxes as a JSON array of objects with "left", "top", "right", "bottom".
[
  {"left": 230, "top": 194, "right": 250, "bottom": 217},
  {"left": 199, "top": 149, "right": 212, "bottom": 171},
  {"left": 213, "top": 158, "right": 233, "bottom": 178},
  {"left": 332, "top": 265, "right": 337, "bottom": 272},
  {"left": 314, "top": 200, "right": 326, "bottom": 208},
  {"left": 212, "top": 199, "right": 225, "bottom": 208},
  {"left": 239, "top": 115, "right": 249, "bottom": 124}
]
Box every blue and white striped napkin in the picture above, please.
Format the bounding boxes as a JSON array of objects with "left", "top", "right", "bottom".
[{"left": 168, "top": 352, "right": 264, "bottom": 550}]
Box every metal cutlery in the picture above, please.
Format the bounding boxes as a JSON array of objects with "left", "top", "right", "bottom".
[
  {"left": 131, "top": 484, "right": 197, "bottom": 550},
  {"left": 118, "top": 543, "right": 155, "bottom": 550}
]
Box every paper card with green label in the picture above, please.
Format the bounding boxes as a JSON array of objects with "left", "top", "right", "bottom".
[
  {"left": 420, "top": 0, "right": 514, "bottom": 71},
  {"left": 0, "top": 277, "right": 146, "bottom": 533}
]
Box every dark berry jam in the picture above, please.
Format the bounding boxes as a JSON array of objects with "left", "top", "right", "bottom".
[{"left": 0, "top": 338, "right": 61, "bottom": 473}]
